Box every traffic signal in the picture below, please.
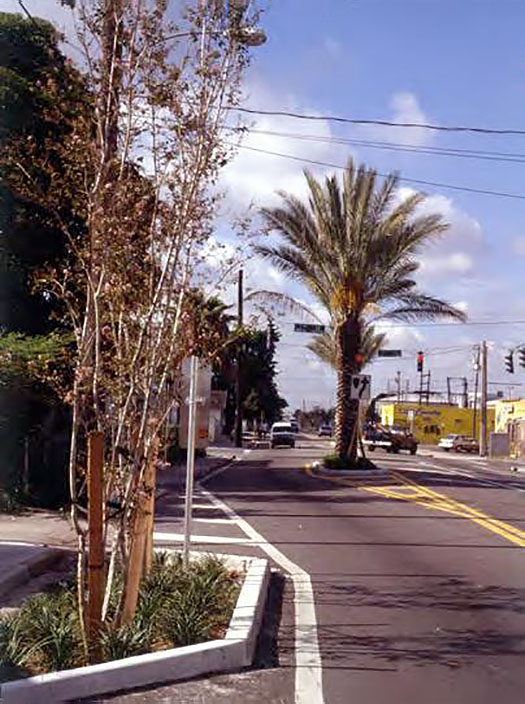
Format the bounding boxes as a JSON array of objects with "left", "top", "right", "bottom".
[
  {"left": 519, "top": 348, "right": 525, "bottom": 369},
  {"left": 504, "top": 351, "right": 514, "bottom": 374},
  {"left": 417, "top": 351, "right": 424, "bottom": 373}
]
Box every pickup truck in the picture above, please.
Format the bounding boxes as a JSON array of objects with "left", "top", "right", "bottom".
[{"left": 363, "top": 428, "right": 418, "bottom": 455}]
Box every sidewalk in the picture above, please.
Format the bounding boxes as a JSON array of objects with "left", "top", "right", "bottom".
[{"left": 0, "top": 449, "right": 236, "bottom": 606}]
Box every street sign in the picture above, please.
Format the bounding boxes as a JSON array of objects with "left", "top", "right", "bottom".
[
  {"left": 377, "top": 349, "right": 402, "bottom": 358},
  {"left": 350, "top": 374, "right": 371, "bottom": 400},
  {"left": 294, "top": 323, "right": 326, "bottom": 334}
]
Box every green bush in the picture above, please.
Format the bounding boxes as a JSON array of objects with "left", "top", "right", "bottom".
[
  {"left": 323, "top": 454, "right": 376, "bottom": 470},
  {"left": 0, "top": 589, "right": 82, "bottom": 673},
  {"left": 0, "top": 552, "right": 240, "bottom": 676}
]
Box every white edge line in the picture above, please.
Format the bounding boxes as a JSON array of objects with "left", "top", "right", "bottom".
[{"left": 197, "top": 481, "right": 325, "bottom": 704}]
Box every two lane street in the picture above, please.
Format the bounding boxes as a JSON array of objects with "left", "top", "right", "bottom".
[{"left": 206, "top": 438, "right": 525, "bottom": 704}]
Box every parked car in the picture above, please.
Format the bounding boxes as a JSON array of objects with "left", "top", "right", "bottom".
[
  {"left": 453, "top": 436, "right": 479, "bottom": 453},
  {"left": 270, "top": 422, "right": 296, "bottom": 448},
  {"left": 318, "top": 424, "right": 333, "bottom": 437},
  {"left": 438, "top": 434, "right": 473, "bottom": 452},
  {"left": 290, "top": 419, "right": 299, "bottom": 433}
]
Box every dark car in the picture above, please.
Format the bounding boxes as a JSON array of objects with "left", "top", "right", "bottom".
[
  {"left": 363, "top": 427, "right": 418, "bottom": 455},
  {"left": 270, "top": 422, "right": 296, "bottom": 448},
  {"left": 389, "top": 429, "right": 418, "bottom": 455}
]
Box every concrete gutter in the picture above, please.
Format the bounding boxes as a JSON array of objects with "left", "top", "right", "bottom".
[
  {"left": 308, "top": 461, "right": 390, "bottom": 480},
  {"left": 0, "top": 553, "right": 270, "bottom": 704},
  {"left": 0, "top": 545, "right": 65, "bottom": 601}
]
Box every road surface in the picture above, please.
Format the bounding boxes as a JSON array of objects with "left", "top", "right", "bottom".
[{"left": 201, "top": 437, "right": 525, "bottom": 704}]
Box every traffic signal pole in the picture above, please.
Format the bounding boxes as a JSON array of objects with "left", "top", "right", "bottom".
[{"left": 479, "top": 340, "right": 488, "bottom": 456}]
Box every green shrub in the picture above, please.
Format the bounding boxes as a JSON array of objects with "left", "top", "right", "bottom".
[
  {"left": 0, "top": 589, "right": 82, "bottom": 673},
  {"left": 323, "top": 454, "right": 376, "bottom": 470},
  {"left": 100, "top": 622, "right": 149, "bottom": 661},
  {"left": 0, "top": 552, "right": 240, "bottom": 676}
]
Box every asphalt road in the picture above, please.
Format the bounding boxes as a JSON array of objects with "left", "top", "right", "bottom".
[{"left": 204, "top": 438, "right": 525, "bottom": 704}]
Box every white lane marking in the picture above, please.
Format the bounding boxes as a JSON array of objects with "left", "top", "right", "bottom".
[
  {"left": 193, "top": 517, "right": 235, "bottom": 524},
  {"left": 157, "top": 517, "right": 234, "bottom": 525},
  {"left": 154, "top": 532, "right": 252, "bottom": 545},
  {"left": 198, "top": 483, "right": 325, "bottom": 704}
]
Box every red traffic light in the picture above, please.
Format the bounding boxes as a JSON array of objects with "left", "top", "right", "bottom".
[{"left": 417, "top": 351, "right": 424, "bottom": 373}]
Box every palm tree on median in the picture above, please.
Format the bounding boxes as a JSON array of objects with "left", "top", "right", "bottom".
[{"left": 256, "top": 159, "right": 466, "bottom": 464}]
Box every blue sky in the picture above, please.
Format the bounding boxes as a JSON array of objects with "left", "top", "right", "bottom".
[
  {"left": 3, "top": 0, "right": 524, "bottom": 410},
  {"left": 222, "top": 0, "right": 525, "bottom": 409}
]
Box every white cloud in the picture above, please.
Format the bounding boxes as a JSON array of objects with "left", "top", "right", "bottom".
[
  {"left": 222, "top": 82, "right": 348, "bottom": 208},
  {"left": 358, "top": 91, "right": 433, "bottom": 147},
  {"left": 420, "top": 252, "right": 474, "bottom": 277},
  {"left": 395, "top": 189, "right": 486, "bottom": 281},
  {"left": 452, "top": 301, "right": 469, "bottom": 314},
  {"left": 512, "top": 236, "right": 525, "bottom": 256}
]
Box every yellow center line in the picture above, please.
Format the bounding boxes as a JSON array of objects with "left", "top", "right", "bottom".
[{"left": 304, "top": 464, "right": 525, "bottom": 547}]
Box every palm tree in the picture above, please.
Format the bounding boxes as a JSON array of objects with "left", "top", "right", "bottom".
[{"left": 257, "top": 159, "right": 466, "bottom": 464}]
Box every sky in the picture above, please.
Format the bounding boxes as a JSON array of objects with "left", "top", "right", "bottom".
[{"left": 3, "top": 0, "right": 525, "bottom": 411}]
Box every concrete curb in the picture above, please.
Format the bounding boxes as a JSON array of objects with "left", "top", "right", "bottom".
[
  {"left": 0, "top": 546, "right": 65, "bottom": 600},
  {"left": 0, "top": 553, "right": 270, "bottom": 704},
  {"left": 308, "top": 461, "right": 390, "bottom": 480}
]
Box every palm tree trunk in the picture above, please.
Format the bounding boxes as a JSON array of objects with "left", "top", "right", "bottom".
[{"left": 334, "top": 316, "right": 360, "bottom": 462}]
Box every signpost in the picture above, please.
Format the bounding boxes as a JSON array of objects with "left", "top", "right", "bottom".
[
  {"left": 377, "top": 349, "right": 402, "bottom": 358},
  {"left": 350, "top": 374, "right": 371, "bottom": 401},
  {"left": 294, "top": 323, "right": 326, "bottom": 334},
  {"left": 183, "top": 355, "right": 199, "bottom": 568}
]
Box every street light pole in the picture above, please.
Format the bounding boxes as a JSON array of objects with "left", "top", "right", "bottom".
[{"left": 234, "top": 268, "right": 244, "bottom": 448}]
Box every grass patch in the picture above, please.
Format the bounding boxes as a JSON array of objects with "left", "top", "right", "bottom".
[
  {"left": 323, "top": 454, "right": 376, "bottom": 470},
  {"left": 0, "top": 553, "right": 241, "bottom": 679}
]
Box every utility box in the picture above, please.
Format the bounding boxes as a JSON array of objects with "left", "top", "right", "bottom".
[{"left": 489, "top": 433, "right": 510, "bottom": 458}]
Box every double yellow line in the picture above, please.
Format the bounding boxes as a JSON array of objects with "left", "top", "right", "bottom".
[{"left": 306, "top": 465, "right": 525, "bottom": 547}]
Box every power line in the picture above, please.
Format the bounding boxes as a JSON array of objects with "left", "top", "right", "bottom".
[
  {"left": 229, "top": 142, "right": 525, "bottom": 201},
  {"left": 227, "top": 127, "right": 525, "bottom": 165},
  {"left": 229, "top": 106, "right": 525, "bottom": 137}
]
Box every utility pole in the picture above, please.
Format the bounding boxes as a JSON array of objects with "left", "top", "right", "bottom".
[
  {"left": 472, "top": 345, "right": 480, "bottom": 438},
  {"left": 395, "top": 371, "right": 401, "bottom": 402},
  {"left": 234, "top": 268, "right": 244, "bottom": 448},
  {"left": 480, "top": 340, "right": 488, "bottom": 456}
]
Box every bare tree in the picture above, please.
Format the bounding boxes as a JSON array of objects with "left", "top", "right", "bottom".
[{"left": 11, "top": 0, "right": 263, "bottom": 654}]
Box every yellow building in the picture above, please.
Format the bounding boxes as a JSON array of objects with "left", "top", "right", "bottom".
[
  {"left": 379, "top": 402, "right": 495, "bottom": 445},
  {"left": 495, "top": 399, "right": 525, "bottom": 458}
]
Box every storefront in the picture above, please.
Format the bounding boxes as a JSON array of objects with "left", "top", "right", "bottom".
[
  {"left": 495, "top": 399, "right": 525, "bottom": 458},
  {"left": 380, "top": 402, "right": 495, "bottom": 445}
]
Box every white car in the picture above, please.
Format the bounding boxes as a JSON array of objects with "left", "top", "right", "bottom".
[
  {"left": 438, "top": 434, "right": 464, "bottom": 451},
  {"left": 270, "top": 422, "right": 295, "bottom": 448}
]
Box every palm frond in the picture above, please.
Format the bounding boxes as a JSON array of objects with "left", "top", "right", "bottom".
[
  {"left": 245, "top": 290, "right": 322, "bottom": 322},
  {"left": 379, "top": 293, "right": 467, "bottom": 323}
]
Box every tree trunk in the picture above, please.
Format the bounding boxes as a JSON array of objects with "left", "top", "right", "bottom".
[{"left": 334, "top": 316, "right": 361, "bottom": 462}]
